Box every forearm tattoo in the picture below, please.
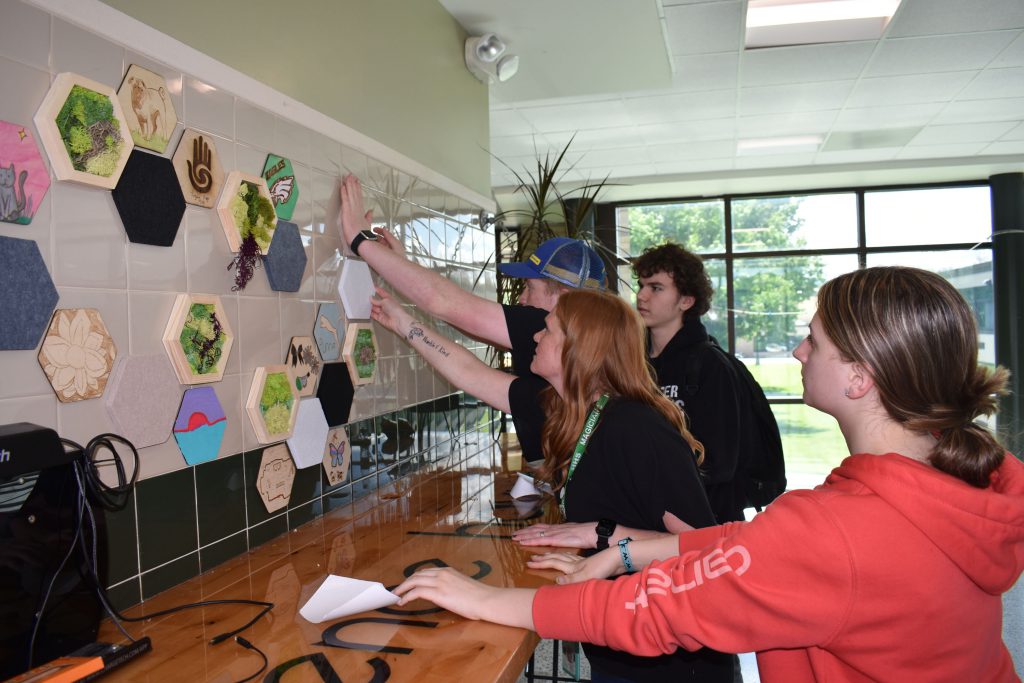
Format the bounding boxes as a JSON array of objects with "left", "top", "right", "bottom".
[{"left": 408, "top": 323, "right": 451, "bottom": 358}]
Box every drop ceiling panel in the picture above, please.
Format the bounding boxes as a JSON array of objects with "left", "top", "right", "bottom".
[
  {"left": 737, "top": 110, "right": 838, "bottom": 138},
  {"left": 983, "top": 140, "right": 1024, "bottom": 154},
  {"left": 815, "top": 148, "right": 901, "bottom": 164},
  {"left": 866, "top": 32, "right": 1018, "bottom": 77},
  {"left": 740, "top": 42, "right": 875, "bottom": 86},
  {"left": 623, "top": 89, "right": 737, "bottom": 125},
  {"left": 886, "top": 0, "right": 1024, "bottom": 38},
  {"left": 670, "top": 53, "right": 739, "bottom": 92},
  {"left": 992, "top": 32, "right": 1024, "bottom": 67},
  {"left": 896, "top": 143, "right": 987, "bottom": 159},
  {"left": 488, "top": 134, "right": 553, "bottom": 158},
  {"left": 833, "top": 103, "right": 944, "bottom": 129},
  {"left": 1001, "top": 121, "right": 1024, "bottom": 140},
  {"left": 847, "top": 71, "right": 977, "bottom": 107},
  {"left": 637, "top": 118, "right": 737, "bottom": 145},
  {"left": 735, "top": 152, "right": 818, "bottom": 170},
  {"left": 933, "top": 97, "right": 1024, "bottom": 124},
  {"left": 489, "top": 108, "right": 536, "bottom": 136},
  {"left": 739, "top": 81, "right": 854, "bottom": 116},
  {"left": 956, "top": 67, "right": 1024, "bottom": 100},
  {"left": 571, "top": 146, "right": 653, "bottom": 168},
  {"left": 654, "top": 157, "right": 735, "bottom": 175},
  {"left": 910, "top": 121, "right": 1019, "bottom": 146},
  {"left": 664, "top": 1, "right": 744, "bottom": 56},
  {"left": 544, "top": 126, "right": 646, "bottom": 150},
  {"left": 648, "top": 139, "right": 736, "bottom": 163},
  {"left": 518, "top": 99, "right": 631, "bottom": 133}
]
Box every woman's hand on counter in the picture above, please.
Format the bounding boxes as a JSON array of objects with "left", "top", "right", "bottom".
[
  {"left": 526, "top": 548, "right": 624, "bottom": 584},
  {"left": 394, "top": 567, "right": 537, "bottom": 629},
  {"left": 512, "top": 522, "right": 599, "bottom": 549}
]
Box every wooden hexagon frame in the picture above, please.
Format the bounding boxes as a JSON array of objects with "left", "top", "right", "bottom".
[
  {"left": 217, "top": 170, "right": 277, "bottom": 255},
  {"left": 246, "top": 364, "right": 300, "bottom": 444},
  {"left": 342, "top": 322, "right": 378, "bottom": 386},
  {"left": 37, "top": 308, "right": 117, "bottom": 403},
  {"left": 117, "top": 64, "right": 179, "bottom": 154},
  {"left": 33, "top": 72, "right": 134, "bottom": 189},
  {"left": 162, "top": 294, "right": 234, "bottom": 385},
  {"left": 172, "top": 128, "right": 224, "bottom": 208}
]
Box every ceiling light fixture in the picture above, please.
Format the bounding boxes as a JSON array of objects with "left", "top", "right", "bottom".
[
  {"left": 465, "top": 33, "right": 520, "bottom": 85},
  {"left": 745, "top": 0, "right": 902, "bottom": 49},
  {"left": 737, "top": 135, "right": 824, "bottom": 155}
]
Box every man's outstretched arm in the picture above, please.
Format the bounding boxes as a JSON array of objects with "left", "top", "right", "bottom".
[{"left": 340, "top": 174, "right": 512, "bottom": 349}]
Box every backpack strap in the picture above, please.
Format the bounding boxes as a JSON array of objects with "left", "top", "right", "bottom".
[{"left": 682, "top": 339, "right": 715, "bottom": 397}]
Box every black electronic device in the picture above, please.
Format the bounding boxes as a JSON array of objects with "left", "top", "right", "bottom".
[{"left": 0, "top": 422, "right": 69, "bottom": 479}]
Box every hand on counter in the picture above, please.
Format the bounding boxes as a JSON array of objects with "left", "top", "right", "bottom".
[
  {"left": 394, "top": 567, "right": 537, "bottom": 629},
  {"left": 526, "top": 549, "right": 624, "bottom": 585},
  {"left": 512, "top": 522, "right": 599, "bottom": 549}
]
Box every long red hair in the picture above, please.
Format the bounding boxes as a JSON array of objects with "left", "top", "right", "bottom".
[{"left": 536, "top": 290, "right": 703, "bottom": 487}]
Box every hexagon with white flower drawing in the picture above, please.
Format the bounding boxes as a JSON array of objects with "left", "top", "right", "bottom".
[
  {"left": 161, "top": 294, "right": 234, "bottom": 385},
  {"left": 37, "top": 308, "right": 117, "bottom": 403}
]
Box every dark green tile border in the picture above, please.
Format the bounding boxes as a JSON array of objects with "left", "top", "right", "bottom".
[
  {"left": 136, "top": 467, "right": 197, "bottom": 572},
  {"left": 199, "top": 531, "right": 248, "bottom": 573},
  {"left": 102, "top": 489, "right": 138, "bottom": 585},
  {"left": 141, "top": 552, "right": 200, "bottom": 601},
  {"left": 195, "top": 453, "right": 247, "bottom": 547}
]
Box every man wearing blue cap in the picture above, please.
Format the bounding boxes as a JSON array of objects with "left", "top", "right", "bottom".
[{"left": 339, "top": 174, "right": 606, "bottom": 464}]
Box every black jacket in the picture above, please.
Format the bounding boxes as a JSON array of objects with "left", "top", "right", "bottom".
[{"left": 648, "top": 314, "right": 747, "bottom": 523}]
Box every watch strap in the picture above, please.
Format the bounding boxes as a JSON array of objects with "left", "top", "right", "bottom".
[{"left": 595, "top": 518, "right": 616, "bottom": 550}]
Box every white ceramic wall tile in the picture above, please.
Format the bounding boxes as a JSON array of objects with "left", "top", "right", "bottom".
[
  {"left": 183, "top": 76, "right": 234, "bottom": 139},
  {"left": 279, "top": 299, "right": 317, "bottom": 354},
  {"left": 311, "top": 170, "right": 339, "bottom": 237},
  {"left": 288, "top": 162, "right": 314, "bottom": 232},
  {"left": 211, "top": 374, "right": 243, "bottom": 459},
  {"left": 0, "top": 394, "right": 57, "bottom": 427},
  {"left": 235, "top": 100, "right": 275, "bottom": 150},
  {"left": 136, "top": 429, "right": 190, "bottom": 480},
  {"left": 235, "top": 142, "right": 268, "bottom": 177},
  {"left": 0, "top": 1, "right": 50, "bottom": 71},
  {"left": 126, "top": 290, "right": 177, "bottom": 356},
  {"left": 51, "top": 19, "right": 124, "bottom": 87},
  {"left": 1, "top": 347, "right": 54, "bottom": 400},
  {"left": 275, "top": 119, "right": 310, "bottom": 171},
  {"left": 0, "top": 57, "right": 52, "bottom": 129},
  {"left": 127, "top": 238, "right": 187, "bottom": 292},
  {"left": 237, "top": 296, "right": 282, "bottom": 374},
  {"left": 338, "top": 145, "right": 368, "bottom": 181},
  {"left": 58, "top": 383, "right": 118, "bottom": 445},
  {"left": 51, "top": 184, "right": 125, "bottom": 288},
  {"left": 184, "top": 206, "right": 237, "bottom": 295},
  {"left": 313, "top": 233, "right": 344, "bottom": 301},
  {"left": 350, "top": 384, "right": 374, "bottom": 422},
  {"left": 310, "top": 132, "right": 341, "bottom": 174}
]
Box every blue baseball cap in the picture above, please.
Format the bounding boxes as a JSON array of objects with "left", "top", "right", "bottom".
[{"left": 498, "top": 237, "right": 607, "bottom": 291}]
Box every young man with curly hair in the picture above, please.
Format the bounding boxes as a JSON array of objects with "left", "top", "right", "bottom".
[{"left": 635, "top": 243, "right": 747, "bottom": 523}]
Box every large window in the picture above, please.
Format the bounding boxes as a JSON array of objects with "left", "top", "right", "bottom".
[{"left": 615, "top": 183, "right": 993, "bottom": 485}]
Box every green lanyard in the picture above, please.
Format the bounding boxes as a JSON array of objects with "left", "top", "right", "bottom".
[{"left": 560, "top": 393, "right": 610, "bottom": 515}]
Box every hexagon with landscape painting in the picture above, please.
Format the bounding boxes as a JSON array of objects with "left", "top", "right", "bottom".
[
  {"left": 262, "top": 153, "right": 299, "bottom": 221},
  {"left": 217, "top": 170, "right": 277, "bottom": 255},
  {"left": 338, "top": 259, "right": 375, "bottom": 320},
  {"left": 162, "top": 294, "right": 234, "bottom": 385},
  {"left": 104, "top": 353, "right": 182, "bottom": 449},
  {"left": 316, "top": 362, "right": 354, "bottom": 427},
  {"left": 37, "top": 308, "right": 116, "bottom": 403},
  {"left": 0, "top": 119, "right": 50, "bottom": 225},
  {"left": 313, "top": 302, "right": 345, "bottom": 362},
  {"left": 116, "top": 65, "right": 178, "bottom": 154},
  {"left": 112, "top": 149, "right": 186, "bottom": 246},
  {"left": 0, "top": 235, "right": 59, "bottom": 350},
  {"left": 33, "top": 72, "right": 134, "bottom": 189},
  {"left": 246, "top": 365, "right": 300, "bottom": 444},
  {"left": 263, "top": 220, "right": 306, "bottom": 292},
  {"left": 342, "top": 322, "right": 378, "bottom": 386},
  {"left": 173, "top": 386, "right": 227, "bottom": 465},
  {"left": 172, "top": 128, "right": 224, "bottom": 209}
]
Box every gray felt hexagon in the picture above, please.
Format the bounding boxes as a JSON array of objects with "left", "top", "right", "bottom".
[
  {"left": 0, "top": 235, "right": 59, "bottom": 349},
  {"left": 263, "top": 220, "right": 306, "bottom": 292},
  {"left": 112, "top": 149, "right": 186, "bottom": 246},
  {"left": 104, "top": 353, "right": 182, "bottom": 448}
]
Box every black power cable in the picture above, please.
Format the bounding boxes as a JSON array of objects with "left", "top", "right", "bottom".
[{"left": 27, "top": 433, "right": 274, "bottom": 683}]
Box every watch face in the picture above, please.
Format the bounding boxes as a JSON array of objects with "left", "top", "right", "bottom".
[{"left": 359, "top": 229, "right": 378, "bottom": 240}]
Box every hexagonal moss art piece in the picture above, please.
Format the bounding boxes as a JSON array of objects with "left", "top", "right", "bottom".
[
  {"left": 263, "top": 220, "right": 306, "bottom": 292},
  {"left": 313, "top": 302, "right": 344, "bottom": 362},
  {"left": 37, "top": 308, "right": 117, "bottom": 403},
  {"left": 173, "top": 386, "right": 226, "bottom": 465},
  {"left": 262, "top": 153, "right": 299, "bottom": 220},
  {"left": 33, "top": 72, "right": 134, "bottom": 189},
  {"left": 162, "top": 294, "right": 234, "bottom": 385},
  {"left": 0, "top": 235, "right": 59, "bottom": 350},
  {"left": 246, "top": 365, "right": 300, "bottom": 444},
  {"left": 285, "top": 335, "right": 321, "bottom": 397},
  {"left": 323, "top": 427, "right": 350, "bottom": 486},
  {"left": 117, "top": 64, "right": 178, "bottom": 154},
  {"left": 0, "top": 119, "right": 51, "bottom": 225},
  {"left": 256, "top": 443, "right": 295, "bottom": 513},
  {"left": 172, "top": 128, "right": 224, "bottom": 209},
  {"left": 342, "top": 323, "right": 378, "bottom": 386},
  {"left": 286, "top": 397, "right": 330, "bottom": 469},
  {"left": 316, "top": 363, "right": 354, "bottom": 427},
  {"left": 338, "top": 259, "right": 374, "bottom": 320},
  {"left": 112, "top": 149, "right": 186, "bottom": 246},
  {"left": 217, "top": 171, "right": 277, "bottom": 255},
  {"left": 104, "top": 354, "right": 182, "bottom": 448}
]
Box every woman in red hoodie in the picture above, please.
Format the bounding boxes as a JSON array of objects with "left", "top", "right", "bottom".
[{"left": 395, "top": 266, "right": 1024, "bottom": 682}]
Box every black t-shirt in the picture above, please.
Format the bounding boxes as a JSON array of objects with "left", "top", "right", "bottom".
[
  {"left": 502, "top": 304, "right": 549, "bottom": 464},
  {"left": 561, "top": 398, "right": 733, "bottom": 683}
]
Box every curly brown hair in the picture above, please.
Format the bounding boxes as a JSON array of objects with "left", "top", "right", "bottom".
[{"left": 633, "top": 243, "right": 713, "bottom": 317}]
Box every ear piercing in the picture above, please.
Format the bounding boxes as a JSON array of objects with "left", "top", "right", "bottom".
[{"left": 844, "top": 388, "right": 850, "bottom": 397}]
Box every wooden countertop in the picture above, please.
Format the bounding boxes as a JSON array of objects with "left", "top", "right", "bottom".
[{"left": 97, "top": 451, "right": 560, "bottom": 682}]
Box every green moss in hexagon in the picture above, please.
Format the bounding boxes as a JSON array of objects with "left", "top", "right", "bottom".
[
  {"left": 260, "top": 371, "right": 294, "bottom": 435},
  {"left": 54, "top": 85, "right": 124, "bottom": 176},
  {"left": 354, "top": 329, "right": 376, "bottom": 379},
  {"left": 179, "top": 303, "right": 226, "bottom": 376},
  {"left": 229, "top": 180, "right": 276, "bottom": 251}
]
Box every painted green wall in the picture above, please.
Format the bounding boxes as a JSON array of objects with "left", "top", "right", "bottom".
[{"left": 99, "top": 0, "right": 491, "bottom": 197}]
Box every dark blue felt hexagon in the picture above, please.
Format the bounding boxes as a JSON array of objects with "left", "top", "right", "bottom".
[
  {"left": 111, "top": 149, "right": 186, "bottom": 247},
  {"left": 0, "top": 235, "right": 59, "bottom": 349},
  {"left": 316, "top": 362, "right": 355, "bottom": 427},
  {"left": 262, "top": 220, "right": 306, "bottom": 292}
]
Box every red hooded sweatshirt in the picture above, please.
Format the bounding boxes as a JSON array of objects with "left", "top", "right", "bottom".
[{"left": 534, "top": 453, "right": 1024, "bottom": 682}]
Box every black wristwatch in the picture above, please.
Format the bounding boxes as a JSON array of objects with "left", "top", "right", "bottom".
[
  {"left": 595, "top": 518, "right": 617, "bottom": 550},
  {"left": 350, "top": 229, "right": 378, "bottom": 256}
]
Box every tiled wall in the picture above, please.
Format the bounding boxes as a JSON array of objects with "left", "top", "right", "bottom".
[{"left": 0, "top": 0, "right": 501, "bottom": 608}]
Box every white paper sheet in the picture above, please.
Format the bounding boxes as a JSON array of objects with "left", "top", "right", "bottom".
[
  {"left": 299, "top": 575, "right": 400, "bottom": 623},
  {"left": 511, "top": 472, "right": 552, "bottom": 499}
]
